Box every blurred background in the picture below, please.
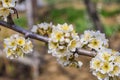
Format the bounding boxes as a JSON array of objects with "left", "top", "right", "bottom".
[{"left": 0, "top": 0, "right": 120, "bottom": 80}]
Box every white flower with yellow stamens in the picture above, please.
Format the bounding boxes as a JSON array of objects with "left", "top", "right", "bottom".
[
  {"left": 15, "top": 47, "right": 24, "bottom": 57},
  {"left": 65, "top": 33, "right": 70, "bottom": 38},
  {"left": 94, "top": 31, "right": 108, "bottom": 47},
  {"left": 90, "top": 48, "right": 120, "bottom": 80},
  {"left": 16, "top": 37, "right": 25, "bottom": 46},
  {"left": 109, "top": 65, "right": 120, "bottom": 77},
  {"left": 57, "top": 54, "right": 83, "bottom": 68},
  {"left": 0, "top": 0, "right": 17, "bottom": 20},
  {"left": 93, "top": 71, "right": 108, "bottom": 80},
  {"left": 48, "top": 23, "right": 82, "bottom": 68},
  {"left": 2, "top": 0, "right": 17, "bottom": 8},
  {"left": 58, "top": 23, "right": 73, "bottom": 32},
  {"left": 68, "top": 61, "right": 83, "bottom": 68},
  {"left": 10, "top": 34, "right": 19, "bottom": 39},
  {"left": 50, "top": 30, "right": 64, "bottom": 42},
  {"left": 4, "top": 48, "right": 14, "bottom": 57},
  {"left": 88, "top": 38, "right": 102, "bottom": 51},
  {"left": 64, "top": 38, "right": 70, "bottom": 43},
  {"left": 48, "top": 41, "right": 58, "bottom": 50},
  {"left": 90, "top": 58, "right": 102, "bottom": 71},
  {"left": 37, "top": 22, "right": 52, "bottom": 30},
  {"left": 0, "top": 7, "right": 10, "bottom": 18},
  {"left": 101, "top": 62, "right": 113, "bottom": 74},
  {"left": 55, "top": 47, "right": 68, "bottom": 57},
  {"left": 8, "top": 40, "right": 17, "bottom": 50},
  {"left": 57, "top": 56, "right": 70, "bottom": 66},
  {"left": 4, "top": 38, "right": 11, "bottom": 46},
  {"left": 81, "top": 31, "right": 92, "bottom": 40},
  {"left": 114, "top": 56, "right": 120, "bottom": 65},
  {"left": 4, "top": 34, "right": 33, "bottom": 58},
  {"left": 22, "top": 40, "right": 33, "bottom": 54},
  {"left": 31, "top": 22, "right": 53, "bottom": 36},
  {"left": 100, "top": 52, "right": 111, "bottom": 61},
  {"left": 80, "top": 30, "right": 109, "bottom": 52},
  {"left": 80, "top": 30, "right": 93, "bottom": 44},
  {"left": 4, "top": 38, "right": 17, "bottom": 50},
  {"left": 68, "top": 39, "right": 80, "bottom": 52}
]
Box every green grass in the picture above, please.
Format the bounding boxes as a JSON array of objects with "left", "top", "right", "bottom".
[
  {"left": 42, "top": 8, "right": 92, "bottom": 33},
  {"left": 14, "top": 16, "right": 28, "bottom": 28},
  {"left": 49, "top": 8, "right": 85, "bottom": 22},
  {"left": 100, "top": 9, "right": 120, "bottom": 17},
  {"left": 104, "top": 25, "right": 120, "bottom": 36},
  {"left": 48, "top": 8, "right": 120, "bottom": 35}
]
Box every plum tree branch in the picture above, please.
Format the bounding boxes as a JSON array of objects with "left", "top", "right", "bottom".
[
  {"left": 0, "top": 20, "right": 96, "bottom": 57},
  {"left": 0, "top": 21, "right": 48, "bottom": 42}
]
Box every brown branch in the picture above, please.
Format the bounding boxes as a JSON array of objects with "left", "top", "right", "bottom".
[
  {"left": 0, "top": 21, "right": 96, "bottom": 57},
  {"left": 77, "top": 48, "right": 96, "bottom": 57},
  {"left": 84, "top": 0, "right": 104, "bottom": 33},
  {"left": 7, "top": 14, "right": 15, "bottom": 25},
  {"left": 0, "top": 21, "right": 48, "bottom": 42}
]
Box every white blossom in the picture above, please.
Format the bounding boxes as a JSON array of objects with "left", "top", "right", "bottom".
[
  {"left": 48, "top": 23, "right": 82, "bottom": 68},
  {"left": 2, "top": 0, "right": 17, "bottom": 8},
  {"left": 31, "top": 22, "right": 53, "bottom": 36},
  {"left": 90, "top": 48, "right": 120, "bottom": 80},
  {"left": 0, "top": 0, "right": 18, "bottom": 21},
  {"left": 80, "top": 30, "right": 109, "bottom": 52},
  {"left": 4, "top": 34, "right": 33, "bottom": 59}
]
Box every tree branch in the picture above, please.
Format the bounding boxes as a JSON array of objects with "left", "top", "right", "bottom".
[
  {"left": 77, "top": 48, "right": 96, "bottom": 57},
  {"left": 0, "top": 21, "right": 48, "bottom": 42},
  {"left": 0, "top": 21, "right": 96, "bottom": 57},
  {"left": 84, "top": 0, "right": 104, "bottom": 33}
]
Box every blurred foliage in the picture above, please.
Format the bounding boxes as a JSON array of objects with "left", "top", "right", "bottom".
[
  {"left": 100, "top": 9, "right": 120, "bottom": 17},
  {"left": 14, "top": 16, "right": 27, "bottom": 29},
  {"left": 14, "top": 7, "right": 120, "bottom": 36},
  {"left": 45, "top": 0, "right": 80, "bottom": 5},
  {"left": 103, "top": 0, "right": 120, "bottom": 3},
  {"left": 41, "top": 7, "right": 120, "bottom": 36},
  {"left": 92, "top": 0, "right": 120, "bottom": 3},
  {"left": 40, "top": 8, "right": 93, "bottom": 33},
  {"left": 104, "top": 25, "right": 120, "bottom": 36},
  {"left": 14, "top": 0, "right": 120, "bottom": 36}
]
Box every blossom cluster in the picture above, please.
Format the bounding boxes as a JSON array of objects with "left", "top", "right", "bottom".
[
  {"left": 31, "top": 22, "right": 53, "bottom": 36},
  {"left": 4, "top": 34, "right": 33, "bottom": 59},
  {"left": 90, "top": 48, "right": 120, "bottom": 80},
  {"left": 80, "top": 30, "right": 120, "bottom": 80},
  {"left": 80, "top": 30, "right": 109, "bottom": 52},
  {"left": 48, "top": 23, "right": 83, "bottom": 68},
  {"left": 0, "top": 0, "right": 17, "bottom": 21}
]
